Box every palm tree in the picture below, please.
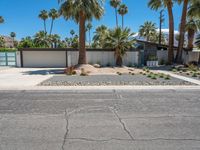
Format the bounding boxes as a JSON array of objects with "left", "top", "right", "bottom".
[
  {"left": 38, "top": 10, "right": 49, "bottom": 34},
  {"left": 0, "top": 16, "right": 4, "bottom": 24},
  {"left": 34, "top": 31, "right": 50, "bottom": 48},
  {"left": 93, "top": 25, "right": 108, "bottom": 48},
  {"left": 139, "top": 21, "right": 157, "bottom": 41},
  {"left": 49, "top": 9, "right": 60, "bottom": 35},
  {"left": 148, "top": 0, "right": 175, "bottom": 64},
  {"left": 49, "top": 34, "right": 61, "bottom": 48},
  {"left": 59, "top": 0, "right": 104, "bottom": 64},
  {"left": 86, "top": 22, "right": 93, "bottom": 47},
  {"left": 186, "top": 0, "right": 200, "bottom": 49},
  {"left": 188, "top": 1, "right": 200, "bottom": 18},
  {"left": 110, "top": 0, "right": 121, "bottom": 28},
  {"left": 104, "top": 28, "right": 136, "bottom": 66},
  {"left": 176, "top": 0, "right": 189, "bottom": 63},
  {"left": 10, "top": 32, "right": 16, "bottom": 47},
  {"left": 118, "top": 4, "right": 128, "bottom": 29},
  {"left": 185, "top": 19, "right": 200, "bottom": 50}
]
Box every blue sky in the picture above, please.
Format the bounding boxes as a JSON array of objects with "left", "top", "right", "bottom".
[{"left": 0, "top": 0, "right": 183, "bottom": 40}]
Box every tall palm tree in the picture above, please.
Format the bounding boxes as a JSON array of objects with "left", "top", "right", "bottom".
[
  {"left": 59, "top": 0, "right": 104, "bottom": 64},
  {"left": 110, "top": 0, "right": 121, "bottom": 28},
  {"left": 38, "top": 10, "right": 49, "bottom": 34},
  {"left": 118, "top": 4, "right": 128, "bottom": 29},
  {"left": 176, "top": 0, "right": 189, "bottom": 63},
  {"left": 104, "top": 27, "right": 135, "bottom": 66},
  {"left": 148, "top": 0, "right": 175, "bottom": 64},
  {"left": 139, "top": 21, "right": 157, "bottom": 41},
  {"left": 49, "top": 9, "right": 60, "bottom": 35},
  {"left": 93, "top": 25, "right": 108, "bottom": 48},
  {"left": 10, "top": 32, "right": 16, "bottom": 47},
  {"left": 0, "top": 16, "right": 4, "bottom": 24},
  {"left": 86, "top": 22, "right": 93, "bottom": 47},
  {"left": 185, "top": 19, "right": 200, "bottom": 50}
]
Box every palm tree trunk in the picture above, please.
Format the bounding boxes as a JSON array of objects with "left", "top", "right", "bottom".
[
  {"left": 44, "top": 20, "right": 47, "bottom": 35},
  {"left": 176, "top": 0, "right": 189, "bottom": 63},
  {"left": 115, "top": 8, "right": 118, "bottom": 28},
  {"left": 122, "top": 15, "right": 124, "bottom": 29},
  {"left": 116, "top": 56, "right": 123, "bottom": 66},
  {"left": 89, "top": 29, "right": 91, "bottom": 47},
  {"left": 187, "top": 28, "right": 195, "bottom": 50},
  {"left": 78, "top": 11, "right": 87, "bottom": 64},
  {"left": 167, "top": 1, "right": 174, "bottom": 64},
  {"left": 50, "top": 19, "right": 54, "bottom": 35}
]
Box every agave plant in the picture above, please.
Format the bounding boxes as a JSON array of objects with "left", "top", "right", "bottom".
[{"left": 104, "top": 27, "right": 135, "bottom": 66}]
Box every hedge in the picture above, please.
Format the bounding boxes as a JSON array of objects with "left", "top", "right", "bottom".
[{"left": 0, "top": 48, "right": 17, "bottom": 52}]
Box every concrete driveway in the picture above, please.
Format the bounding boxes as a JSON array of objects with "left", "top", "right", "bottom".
[
  {"left": 0, "top": 89, "right": 200, "bottom": 150},
  {"left": 0, "top": 68, "right": 63, "bottom": 89}
]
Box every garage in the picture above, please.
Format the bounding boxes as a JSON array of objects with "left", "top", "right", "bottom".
[{"left": 19, "top": 48, "right": 68, "bottom": 68}]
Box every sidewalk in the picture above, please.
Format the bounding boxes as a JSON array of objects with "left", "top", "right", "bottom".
[{"left": 157, "top": 70, "right": 200, "bottom": 85}]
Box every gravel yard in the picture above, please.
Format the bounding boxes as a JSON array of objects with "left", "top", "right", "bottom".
[{"left": 40, "top": 74, "right": 194, "bottom": 86}]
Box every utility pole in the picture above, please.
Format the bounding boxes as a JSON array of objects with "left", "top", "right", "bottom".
[{"left": 159, "top": 9, "right": 165, "bottom": 45}]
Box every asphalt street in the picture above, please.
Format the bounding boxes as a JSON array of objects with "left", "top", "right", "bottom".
[{"left": 0, "top": 89, "right": 200, "bottom": 150}]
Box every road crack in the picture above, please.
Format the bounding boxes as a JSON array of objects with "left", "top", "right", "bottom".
[
  {"left": 61, "top": 109, "right": 69, "bottom": 150},
  {"left": 109, "top": 107, "right": 134, "bottom": 141}
]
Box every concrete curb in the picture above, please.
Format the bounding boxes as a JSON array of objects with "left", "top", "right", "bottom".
[{"left": 0, "top": 85, "right": 200, "bottom": 91}]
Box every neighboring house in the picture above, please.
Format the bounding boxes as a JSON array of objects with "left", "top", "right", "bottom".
[{"left": 0, "top": 35, "right": 14, "bottom": 48}]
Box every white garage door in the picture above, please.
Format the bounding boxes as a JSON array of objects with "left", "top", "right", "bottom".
[{"left": 23, "top": 51, "right": 66, "bottom": 68}]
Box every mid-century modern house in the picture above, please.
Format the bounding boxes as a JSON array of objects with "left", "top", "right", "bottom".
[{"left": 0, "top": 40, "right": 199, "bottom": 67}]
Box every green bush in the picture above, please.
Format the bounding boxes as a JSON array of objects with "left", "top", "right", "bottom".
[
  {"left": 192, "top": 73, "right": 197, "bottom": 77},
  {"left": 164, "top": 75, "right": 171, "bottom": 80},
  {"left": 151, "top": 75, "right": 157, "bottom": 80},
  {"left": 158, "top": 73, "right": 164, "bottom": 78},
  {"left": 172, "top": 69, "right": 177, "bottom": 72},
  {"left": 0, "top": 48, "right": 17, "bottom": 52}
]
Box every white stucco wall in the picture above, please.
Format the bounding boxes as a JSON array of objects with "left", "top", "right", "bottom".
[
  {"left": 16, "top": 51, "right": 21, "bottom": 67},
  {"left": 23, "top": 51, "right": 66, "bottom": 67},
  {"left": 21, "top": 50, "right": 139, "bottom": 68},
  {"left": 67, "top": 51, "right": 139, "bottom": 66}
]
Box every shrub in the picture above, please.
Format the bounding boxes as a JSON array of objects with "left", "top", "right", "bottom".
[
  {"left": 131, "top": 73, "right": 135, "bottom": 75},
  {"left": 188, "top": 64, "right": 198, "bottom": 72},
  {"left": 106, "top": 62, "right": 111, "bottom": 67},
  {"left": 117, "top": 72, "right": 122, "bottom": 75},
  {"left": 158, "top": 73, "right": 164, "bottom": 78},
  {"left": 147, "top": 74, "right": 152, "bottom": 78},
  {"left": 186, "top": 72, "right": 190, "bottom": 76},
  {"left": 192, "top": 73, "right": 197, "bottom": 77},
  {"left": 80, "top": 68, "right": 88, "bottom": 76},
  {"left": 164, "top": 75, "right": 170, "bottom": 80},
  {"left": 0, "top": 48, "right": 17, "bottom": 52},
  {"left": 128, "top": 62, "right": 133, "bottom": 67},
  {"left": 159, "top": 59, "right": 165, "bottom": 65},
  {"left": 172, "top": 69, "right": 177, "bottom": 72},
  {"left": 151, "top": 75, "right": 157, "bottom": 80},
  {"left": 64, "top": 66, "right": 76, "bottom": 75}
]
